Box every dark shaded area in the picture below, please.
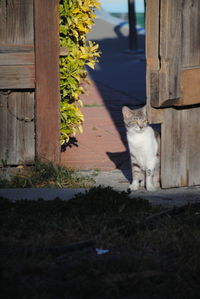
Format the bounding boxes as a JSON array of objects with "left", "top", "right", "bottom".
[
  {"left": 61, "top": 137, "right": 78, "bottom": 152},
  {"left": 1, "top": 190, "right": 200, "bottom": 298}
]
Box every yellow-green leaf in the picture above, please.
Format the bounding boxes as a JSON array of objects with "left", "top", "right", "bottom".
[
  {"left": 80, "top": 54, "right": 89, "bottom": 59},
  {"left": 72, "top": 8, "right": 80, "bottom": 13},
  {"left": 77, "top": 23, "right": 86, "bottom": 32},
  {"left": 86, "top": 61, "right": 95, "bottom": 69}
]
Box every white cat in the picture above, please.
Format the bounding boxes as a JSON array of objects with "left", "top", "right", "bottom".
[{"left": 122, "top": 105, "right": 160, "bottom": 191}]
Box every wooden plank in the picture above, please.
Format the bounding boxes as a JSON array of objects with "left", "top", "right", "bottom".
[
  {"left": 145, "top": 0, "right": 160, "bottom": 71},
  {"left": 0, "top": 0, "right": 6, "bottom": 43},
  {"left": 187, "top": 108, "right": 200, "bottom": 186},
  {"left": 161, "top": 109, "right": 188, "bottom": 188},
  {"left": 146, "top": 0, "right": 200, "bottom": 188},
  {"left": 146, "top": 0, "right": 163, "bottom": 123},
  {"left": 180, "top": 68, "right": 200, "bottom": 105},
  {"left": 0, "top": 91, "right": 35, "bottom": 166},
  {"left": 34, "top": 0, "right": 60, "bottom": 164},
  {"left": 161, "top": 107, "right": 200, "bottom": 188},
  {"left": 0, "top": 65, "right": 35, "bottom": 89},
  {"left": 0, "top": 52, "right": 34, "bottom": 65},
  {"left": 182, "top": 0, "right": 200, "bottom": 68},
  {"left": 0, "top": 92, "right": 8, "bottom": 165},
  {"left": 0, "top": 44, "right": 34, "bottom": 52},
  {"left": 147, "top": 0, "right": 200, "bottom": 110},
  {"left": 159, "top": 0, "right": 183, "bottom": 106},
  {"left": 0, "top": 0, "right": 34, "bottom": 45},
  {"left": 147, "top": 71, "right": 164, "bottom": 124},
  {"left": 0, "top": 1, "right": 35, "bottom": 166}
]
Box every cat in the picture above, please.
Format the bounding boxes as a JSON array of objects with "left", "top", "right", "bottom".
[{"left": 122, "top": 105, "right": 160, "bottom": 191}]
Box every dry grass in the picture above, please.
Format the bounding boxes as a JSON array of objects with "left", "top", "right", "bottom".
[{"left": 0, "top": 161, "right": 94, "bottom": 188}]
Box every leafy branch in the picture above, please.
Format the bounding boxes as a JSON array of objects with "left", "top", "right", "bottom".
[{"left": 59, "top": 0, "right": 101, "bottom": 144}]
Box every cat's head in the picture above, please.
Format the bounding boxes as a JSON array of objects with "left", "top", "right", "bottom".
[{"left": 122, "top": 105, "right": 148, "bottom": 132}]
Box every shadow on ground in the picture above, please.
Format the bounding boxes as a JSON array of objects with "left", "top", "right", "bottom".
[{"left": 86, "top": 19, "right": 146, "bottom": 182}]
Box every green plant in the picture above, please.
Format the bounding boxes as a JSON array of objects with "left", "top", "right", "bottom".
[
  {"left": 59, "top": 0, "right": 100, "bottom": 144},
  {"left": 60, "top": 102, "right": 84, "bottom": 140}
]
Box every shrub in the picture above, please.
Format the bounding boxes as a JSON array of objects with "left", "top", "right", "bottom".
[{"left": 59, "top": 0, "right": 100, "bottom": 144}]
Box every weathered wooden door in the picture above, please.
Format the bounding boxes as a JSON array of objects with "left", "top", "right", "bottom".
[
  {"left": 0, "top": 0, "right": 60, "bottom": 167},
  {"left": 0, "top": 0, "right": 35, "bottom": 166},
  {"left": 146, "top": 0, "right": 200, "bottom": 188}
]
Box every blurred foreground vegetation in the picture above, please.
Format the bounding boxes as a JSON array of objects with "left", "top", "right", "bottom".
[{"left": 1, "top": 187, "right": 200, "bottom": 298}]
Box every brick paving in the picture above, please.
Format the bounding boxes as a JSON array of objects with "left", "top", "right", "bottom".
[{"left": 61, "top": 80, "right": 138, "bottom": 170}]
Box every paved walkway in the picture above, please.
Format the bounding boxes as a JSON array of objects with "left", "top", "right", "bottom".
[
  {"left": 1, "top": 182, "right": 200, "bottom": 207},
  {"left": 61, "top": 13, "right": 146, "bottom": 172}
]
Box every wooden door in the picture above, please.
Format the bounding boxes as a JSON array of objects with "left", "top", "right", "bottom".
[
  {"left": 0, "top": 0, "right": 60, "bottom": 167},
  {"left": 0, "top": 0, "right": 35, "bottom": 166},
  {"left": 146, "top": 0, "right": 200, "bottom": 188}
]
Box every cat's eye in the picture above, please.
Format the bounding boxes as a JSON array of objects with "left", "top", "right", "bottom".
[
  {"left": 131, "top": 120, "right": 137, "bottom": 124},
  {"left": 143, "top": 120, "right": 148, "bottom": 124}
]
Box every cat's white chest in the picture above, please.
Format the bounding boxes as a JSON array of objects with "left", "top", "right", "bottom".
[{"left": 127, "top": 127, "right": 158, "bottom": 170}]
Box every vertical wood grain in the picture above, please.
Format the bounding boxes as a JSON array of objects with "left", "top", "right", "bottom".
[
  {"left": 146, "top": 0, "right": 163, "bottom": 123},
  {"left": 161, "top": 107, "right": 200, "bottom": 188},
  {"left": 0, "top": 0, "right": 34, "bottom": 45},
  {"left": 161, "top": 109, "right": 188, "bottom": 188},
  {"left": 180, "top": 68, "right": 200, "bottom": 105},
  {"left": 0, "top": 0, "right": 6, "bottom": 43},
  {"left": 0, "top": 91, "right": 35, "bottom": 165},
  {"left": 0, "top": 92, "right": 8, "bottom": 164},
  {"left": 34, "top": 0, "right": 60, "bottom": 164},
  {"left": 159, "top": 0, "right": 183, "bottom": 105},
  {"left": 149, "top": 0, "right": 200, "bottom": 107},
  {"left": 182, "top": 0, "right": 200, "bottom": 67},
  {"left": 146, "top": 0, "right": 160, "bottom": 71},
  {"left": 187, "top": 108, "right": 200, "bottom": 186},
  {"left": 0, "top": 0, "right": 35, "bottom": 166},
  {"left": 146, "top": 0, "right": 200, "bottom": 188}
]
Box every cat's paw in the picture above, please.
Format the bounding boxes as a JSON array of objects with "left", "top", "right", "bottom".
[
  {"left": 129, "top": 182, "right": 139, "bottom": 191},
  {"left": 146, "top": 184, "right": 157, "bottom": 192}
]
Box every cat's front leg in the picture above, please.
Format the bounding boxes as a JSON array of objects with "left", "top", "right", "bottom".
[
  {"left": 129, "top": 181, "right": 139, "bottom": 191},
  {"left": 129, "top": 164, "right": 141, "bottom": 191},
  {"left": 146, "top": 168, "right": 156, "bottom": 191}
]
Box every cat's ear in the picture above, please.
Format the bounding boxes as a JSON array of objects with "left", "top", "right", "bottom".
[{"left": 122, "top": 106, "right": 133, "bottom": 119}]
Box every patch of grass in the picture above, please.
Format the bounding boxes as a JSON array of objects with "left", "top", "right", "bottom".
[
  {"left": 0, "top": 161, "right": 94, "bottom": 188},
  {"left": 1, "top": 186, "right": 200, "bottom": 298}
]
